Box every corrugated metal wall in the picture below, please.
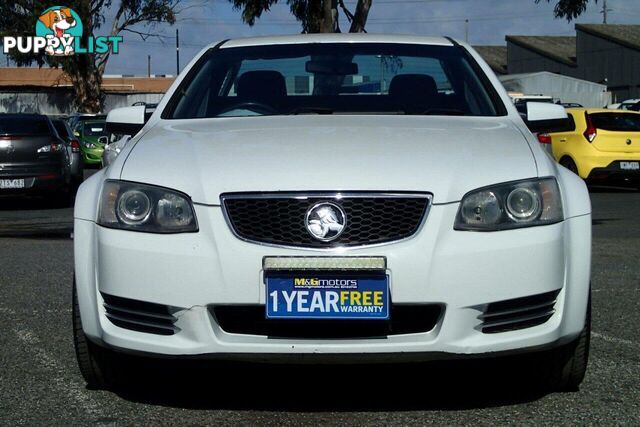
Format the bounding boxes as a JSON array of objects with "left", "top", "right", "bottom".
[
  {"left": 500, "top": 72, "right": 610, "bottom": 107},
  {"left": 0, "top": 90, "right": 165, "bottom": 115}
]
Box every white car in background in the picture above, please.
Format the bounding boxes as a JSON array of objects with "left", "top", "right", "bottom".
[
  {"left": 100, "top": 134, "right": 130, "bottom": 168},
  {"left": 72, "top": 34, "right": 592, "bottom": 392}
]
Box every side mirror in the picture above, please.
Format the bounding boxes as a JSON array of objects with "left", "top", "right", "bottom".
[
  {"left": 98, "top": 136, "right": 109, "bottom": 145},
  {"left": 524, "top": 102, "right": 571, "bottom": 133},
  {"left": 106, "top": 105, "right": 146, "bottom": 137}
]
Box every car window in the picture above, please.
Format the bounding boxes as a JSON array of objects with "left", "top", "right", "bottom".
[
  {"left": 566, "top": 113, "right": 576, "bottom": 132},
  {"left": 590, "top": 113, "right": 640, "bottom": 132},
  {"left": 83, "top": 122, "right": 107, "bottom": 136},
  {"left": 52, "top": 120, "right": 70, "bottom": 138},
  {"left": 166, "top": 43, "right": 503, "bottom": 119},
  {"left": 0, "top": 116, "right": 51, "bottom": 135}
]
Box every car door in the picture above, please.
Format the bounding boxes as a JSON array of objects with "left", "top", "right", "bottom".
[{"left": 549, "top": 111, "right": 579, "bottom": 162}]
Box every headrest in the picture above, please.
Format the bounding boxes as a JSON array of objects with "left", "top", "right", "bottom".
[
  {"left": 389, "top": 74, "right": 438, "bottom": 100},
  {"left": 237, "top": 71, "right": 287, "bottom": 102}
]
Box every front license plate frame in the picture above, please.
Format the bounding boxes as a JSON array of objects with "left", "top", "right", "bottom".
[
  {"left": 0, "top": 179, "right": 25, "bottom": 189},
  {"left": 266, "top": 272, "right": 389, "bottom": 320}
]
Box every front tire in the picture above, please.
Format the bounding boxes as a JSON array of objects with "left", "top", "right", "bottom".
[
  {"left": 539, "top": 294, "right": 591, "bottom": 391},
  {"left": 72, "top": 278, "right": 122, "bottom": 389}
]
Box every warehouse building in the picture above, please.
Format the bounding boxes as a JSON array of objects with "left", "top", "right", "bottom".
[
  {"left": 504, "top": 24, "right": 640, "bottom": 103},
  {"left": 0, "top": 67, "right": 174, "bottom": 114}
]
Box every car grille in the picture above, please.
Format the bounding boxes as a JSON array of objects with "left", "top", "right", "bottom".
[
  {"left": 211, "top": 304, "right": 443, "bottom": 338},
  {"left": 221, "top": 192, "right": 431, "bottom": 248},
  {"left": 479, "top": 290, "right": 560, "bottom": 334},
  {"left": 101, "top": 293, "right": 178, "bottom": 336}
]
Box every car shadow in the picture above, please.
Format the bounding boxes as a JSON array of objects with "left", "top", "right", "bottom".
[
  {"left": 112, "top": 358, "right": 551, "bottom": 411},
  {"left": 0, "top": 195, "right": 74, "bottom": 237}
]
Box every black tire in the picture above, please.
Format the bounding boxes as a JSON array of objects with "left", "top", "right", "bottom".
[
  {"left": 72, "top": 278, "right": 120, "bottom": 390},
  {"left": 539, "top": 294, "right": 591, "bottom": 392},
  {"left": 560, "top": 157, "right": 579, "bottom": 176}
]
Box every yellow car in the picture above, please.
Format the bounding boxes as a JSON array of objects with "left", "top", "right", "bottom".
[{"left": 548, "top": 108, "right": 640, "bottom": 182}]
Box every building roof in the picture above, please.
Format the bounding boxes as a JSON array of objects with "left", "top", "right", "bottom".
[
  {"left": 0, "top": 67, "right": 174, "bottom": 93},
  {"left": 473, "top": 45, "right": 507, "bottom": 74},
  {"left": 505, "top": 35, "right": 577, "bottom": 67},
  {"left": 576, "top": 24, "right": 640, "bottom": 52}
]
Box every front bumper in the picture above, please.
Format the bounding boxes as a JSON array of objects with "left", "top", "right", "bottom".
[
  {"left": 81, "top": 147, "right": 104, "bottom": 165},
  {"left": 74, "top": 204, "right": 591, "bottom": 360}
]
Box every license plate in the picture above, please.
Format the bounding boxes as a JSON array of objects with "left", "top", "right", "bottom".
[
  {"left": 266, "top": 273, "right": 389, "bottom": 319},
  {"left": 620, "top": 161, "right": 639, "bottom": 171},
  {"left": 0, "top": 179, "right": 25, "bottom": 189}
]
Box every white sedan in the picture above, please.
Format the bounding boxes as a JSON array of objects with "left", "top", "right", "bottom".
[{"left": 73, "top": 34, "right": 591, "bottom": 391}]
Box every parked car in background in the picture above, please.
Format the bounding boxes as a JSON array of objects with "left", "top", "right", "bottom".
[
  {"left": 74, "top": 118, "right": 108, "bottom": 167},
  {"left": 101, "top": 103, "right": 157, "bottom": 168},
  {"left": 50, "top": 118, "right": 83, "bottom": 189},
  {"left": 101, "top": 134, "right": 130, "bottom": 168},
  {"left": 548, "top": 108, "right": 640, "bottom": 183},
  {"left": 626, "top": 101, "right": 640, "bottom": 112},
  {"left": 67, "top": 113, "right": 106, "bottom": 131},
  {"left": 73, "top": 35, "right": 591, "bottom": 392},
  {"left": 616, "top": 99, "right": 640, "bottom": 110},
  {"left": 0, "top": 113, "right": 71, "bottom": 202}
]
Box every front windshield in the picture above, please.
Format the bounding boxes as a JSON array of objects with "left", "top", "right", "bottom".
[{"left": 165, "top": 43, "right": 504, "bottom": 119}]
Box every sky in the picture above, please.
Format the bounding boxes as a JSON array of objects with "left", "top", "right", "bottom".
[{"left": 4, "top": 0, "right": 640, "bottom": 75}]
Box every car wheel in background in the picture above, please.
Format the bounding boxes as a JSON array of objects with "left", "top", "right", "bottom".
[
  {"left": 72, "top": 279, "right": 125, "bottom": 390},
  {"left": 559, "top": 157, "right": 580, "bottom": 177}
]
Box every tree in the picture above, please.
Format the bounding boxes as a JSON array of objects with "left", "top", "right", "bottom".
[
  {"left": 0, "top": 1, "right": 180, "bottom": 112},
  {"left": 536, "top": 0, "right": 598, "bottom": 21},
  {"left": 229, "top": 0, "right": 372, "bottom": 33}
]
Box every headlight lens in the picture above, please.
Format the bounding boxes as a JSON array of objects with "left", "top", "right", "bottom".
[
  {"left": 455, "top": 178, "right": 563, "bottom": 231},
  {"left": 98, "top": 180, "right": 198, "bottom": 233}
]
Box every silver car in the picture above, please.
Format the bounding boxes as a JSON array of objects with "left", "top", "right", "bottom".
[{"left": 51, "top": 118, "right": 83, "bottom": 189}]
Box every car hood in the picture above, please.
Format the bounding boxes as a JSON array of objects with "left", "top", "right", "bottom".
[{"left": 121, "top": 115, "right": 537, "bottom": 204}]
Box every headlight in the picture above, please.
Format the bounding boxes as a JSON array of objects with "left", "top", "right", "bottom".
[
  {"left": 98, "top": 180, "right": 198, "bottom": 233},
  {"left": 454, "top": 178, "right": 563, "bottom": 231},
  {"left": 85, "top": 142, "right": 96, "bottom": 149}
]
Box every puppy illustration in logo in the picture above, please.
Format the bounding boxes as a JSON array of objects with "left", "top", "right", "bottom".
[{"left": 37, "top": 7, "right": 78, "bottom": 56}]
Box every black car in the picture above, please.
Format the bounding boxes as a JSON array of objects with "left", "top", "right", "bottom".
[
  {"left": 627, "top": 101, "right": 640, "bottom": 112},
  {"left": 0, "top": 114, "right": 71, "bottom": 201}
]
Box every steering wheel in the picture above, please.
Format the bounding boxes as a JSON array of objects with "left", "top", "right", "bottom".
[{"left": 218, "top": 101, "right": 278, "bottom": 116}]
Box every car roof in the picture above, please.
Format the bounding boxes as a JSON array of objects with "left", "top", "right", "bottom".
[{"left": 218, "top": 33, "right": 455, "bottom": 49}]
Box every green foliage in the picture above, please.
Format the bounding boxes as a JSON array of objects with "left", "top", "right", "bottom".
[
  {"left": 536, "top": 0, "right": 597, "bottom": 21},
  {"left": 229, "top": 0, "right": 371, "bottom": 34}
]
